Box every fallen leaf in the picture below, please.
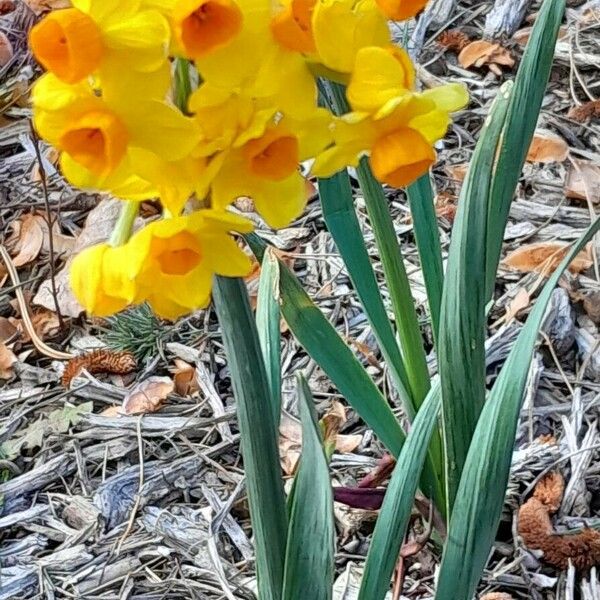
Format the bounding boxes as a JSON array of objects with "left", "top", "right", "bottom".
[
  {"left": 333, "top": 487, "right": 386, "bottom": 510},
  {"left": 122, "top": 376, "right": 174, "bottom": 415},
  {"left": 0, "top": 1, "right": 16, "bottom": 15},
  {"left": 335, "top": 434, "right": 362, "bottom": 453},
  {"left": 435, "top": 191, "right": 457, "bottom": 223},
  {"left": 565, "top": 159, "right": 600, "bottom": 203},
  {"left": 7, "top": 213, "right": 45, "bottom": 267},
  {"left": 171, "top": 358, "right": 199, "bottom": 396},
  {"left": 445, "top": 162, "right": 468, "bottom": 182},
  {"left": 526, "top": 130, "right": 569, "bottom": 163},
  {"left": 503, "top": 242, "right": 592, "bottom": 275},
  {"left": 481, "top": 594, "right": 515, "bottom": 600},
  {"left": 31, "top": 309, "right": 61, "bottom": 341},
  {"left": 0, "top": 317, "right": 18, "bottom": 343},
  {"left": 513, "top": 25, "right": 568, "bottom": 46},
  {"left": 0, "top": 402, "right": 93, "bottom": 458},
  {"left": 504, "top": 287, "right": 531, "bottom": 322},
  {"left": 567, "top": 99, "right": 600, "bottom": 123},
  {"left": 0, "top": 342, "right": 17, "bottom": 379},
  {"left": 0, "top": 31, "right": 12, "bottom": 67},
  {"left": 100, "top": 406, "right": 122, "bottom": 417},
  {"left": 23, "top": 0, "right": 70, "bottom": 14},
  {"left": 458, "top": 40, "right": 514, "bottom": 75}
]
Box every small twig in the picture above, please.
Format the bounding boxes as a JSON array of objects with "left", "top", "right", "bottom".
[
  {"left": 0, "top": 244, "right": 74, "bottom": 360},
  {"left": 29, "top": 120, "right": 65, "bottom": 329},
  {"left": 116, "top": 415, "right": 145, "bottom": 553}
]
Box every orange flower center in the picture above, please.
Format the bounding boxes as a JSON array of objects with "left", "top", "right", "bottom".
[
  {"left": 244, "top": 131, "right": 299, "bottom": 180},
  {"left": 370, "top": 127, "right": 435, "bottom": 188},
  {"left": 374, "top": 0, "right": 427, "bottom": 21},
  {"left": 59, "top": 111, "right": 128, "bottom": 176},
  {"left": 176, "top": 0, "right": 243, "bottom": 60},
  {"left": 271, "top": 0, "right": 316, "bottom": 53},
  {"left": 152, "top": 232, "right": 203, "bottom": 275},
  {"left": 29, "top": 8, "right": 104, "bottom": 84}
]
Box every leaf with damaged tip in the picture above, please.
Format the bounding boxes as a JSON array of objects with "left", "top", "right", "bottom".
[
  {"left": 171, "top": 358, "right": 199, "bottom": 396},
  {"left": 458, "top": 40, "right": 515, "bottom": 73}
]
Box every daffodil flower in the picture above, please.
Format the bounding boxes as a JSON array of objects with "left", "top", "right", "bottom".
[
  {"left": 32, "top": 74, "right": 202, "bottom": 210},
  {"left": 312, "top": 84, "right": 468, "bottom": 187},
  {"left": 209, "top": 109, "right": 332, "bottom": 228},
  {"left": 29, "top": 0, "right": 171, "bottom": 97}
]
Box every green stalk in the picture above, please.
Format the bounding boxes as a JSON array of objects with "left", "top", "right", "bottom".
[
  {"left": 174, "top": 58, "right": 193, "bottom": 114},
  {"left": 326, "top": 82, "right": 430, "bottom": 409},
  {"left": 356, "top": 158, "right": 431, "bottom": 407},
  {"left": 406, "top": 174, "right": 444, "bottom": 345},
  {"left": 109, "top": 201, "right": 138, "bottom": 247},
  {"left": 213, "top": 276, "right": 287, "bottom": 600}
]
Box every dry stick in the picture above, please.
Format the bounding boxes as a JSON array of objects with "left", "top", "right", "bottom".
[
  {"left": 29, "top": 120, "right": 66, "bottom": 330},
  {"left": 0, "top": 244, "right": 74, "bottom": 360}
]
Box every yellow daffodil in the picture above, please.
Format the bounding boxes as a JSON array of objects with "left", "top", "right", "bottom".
[
  {"left": 123, "top": 211, "right": 254, "bottom": 319},
  {"left": 29, "top": 0, "right": 171, "bottom": 96},
  {"left": 210, "top": 109, "right": 332, "bottom": 228},
  {"left": 312, "top": 84, "right": 468, "bottom": 187},
  {"left": 374, "top": 0, "right": 427, "bottom": 20},
  {"left": 271, "top": 0, "right": 316, "bottom": 54},
  {"left": 32, "top": 74, "right": 201, "bottom": 209},
  {"left": 346, "top": 45, "right": 415, "bottom": 112},
  {"left": 70, "top": 243, "right": 134, "bottom": 316}
]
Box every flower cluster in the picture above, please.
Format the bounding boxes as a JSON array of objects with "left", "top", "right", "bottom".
[{"left": 30, "top": 0, "right": 467, "bottom": 319}]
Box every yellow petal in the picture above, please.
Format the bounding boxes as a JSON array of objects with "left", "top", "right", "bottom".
[
  {"left": 312, "top": 0, "right": 389, "bottom": 73},
  {"left": 347, "top": 45, "right": 415, "bottom": 112},
  {"left": 420, "top": 82, "right": 469, "bottom": 113}
]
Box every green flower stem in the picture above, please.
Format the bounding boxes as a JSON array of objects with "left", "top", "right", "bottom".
[
  {"left": 109, "top": 201, "right": 138, "bottom": 247},
  {"left": 174, "top": 58, "right": 193, "bottom": 113}
]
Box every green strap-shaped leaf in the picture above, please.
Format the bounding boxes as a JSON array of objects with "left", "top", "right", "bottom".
[
  {"left": 485, "top": 0, "right": 567, "bottom": 300},
  {"left": 247, "top": 233, "right": 446, "bottom": 514},
  {"left": 436, "top": 216, "right": 600, "bottom": 600},
  {"left": 213, "top": 276, "right": 287, "bottom": 600},
  {"left": 438, "top": 83, "right": 512, "bottom": 510},
  {"left": 406, "top": 174, "right": 444, "bottom": 345},
  {"left": 256, "top": 248, "right": 282, "bottom": 422},
  {"left": 358, "top": 379, "right": 442, "bottom": 600},
  {"left": 282, "top": 374, "right": 335, "bottom": 600},
  {"left": 319, "top": 170, "right": 414, "bottom": 418}
]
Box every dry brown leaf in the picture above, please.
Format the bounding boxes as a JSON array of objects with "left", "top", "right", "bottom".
[
  {"left": 31, "top": 310, "right": 61, "bottom": 341},
  {"left": 567, "top": 99, "right": 600, "bottom": 123},
  {"left": 445, "top": 163, "right": 468, "bottom": 182},
  {"left": 0, "top": 317, "right": 18, "bottom": 343},
  {"left": 171, "top": 358, "right": 200, "bottom": 396},
  {"left": 335, "top": 434, "right": 362, "bottom": 453},
  {"left": 513, "top": 25, "right": 568, "bottom": 46},
  {"left": 504, "top": 287, "right": 531, "bottom": 322},
  {"left": 565, "top": 159, "right": 600, "bottom": 203},
  {"left": 0, "top": 1, "right": 16, "bottom": 15},
  {"left": 100, "top": 406, "right": 122, "bottom": 417},
  {"left": 435, "top": 191, "right": 457, "bottom": 223},
  {"left": 23, "top": 0, "right": 71, "bottom": 14},
  {"left": 458, "top": 40, "right": 515, "bottom": 74},
  {"left": 0, "top": 342, "right": 17, "bottom": 379},
  {"left": 8, "top": 214, "right": 45, "bottom": 267},
  {"left": 503, "top": 242, "right": 592, "bottom": 275},
  {"left": 0, "top": 31, "right": 12, "bottom": 67},
  {"left": 526, "top": 130, "right": 569, "bottom": 163},
  {"left": 480, "top": 594, "right": 515, "bottom": 600},
  {"left": 122, "top": 376, "right": 174, "bottom": 415}
]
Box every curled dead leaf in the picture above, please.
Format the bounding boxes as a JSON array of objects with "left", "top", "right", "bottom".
[
  {"left": 526, "top": 130, "right": 569, "bottom": 163},
  {"left": 567, "top": 99, "right": 600, "bottom": 123},
  {"left": 565, "top": 159, "right": 600, "bottom": 203},
  {"left": 503, "top": 242, "right": 592, "bottom": 275},
  {"left": 0, "top": 31, "right": 12, "bottom": 67},
  {"left": 7, "top": 214, "right": 45, "bottom": 267},
  {"left": 0, "top": 317, "right": 18, "bottom": 343},
  {"left": 438, "top": 29, "right": 471, "bottom": 52},
  {"left": 122, "top": 376, "right": 174, "bottom": 415},
  {"left": 62, "top": 349, "right": 137, "bottom": 387},
  {"left": 171, "top": 358, "right": 200, "bottom": 396},
  {"left": 458, "top": 40, "right": 514, "bottom": 75},
  {"left": 481, "top": 594, "right": 515, "bottom": 600},
  {"left": 0, "top": 341, "right": 17, "bottom": 379}
]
